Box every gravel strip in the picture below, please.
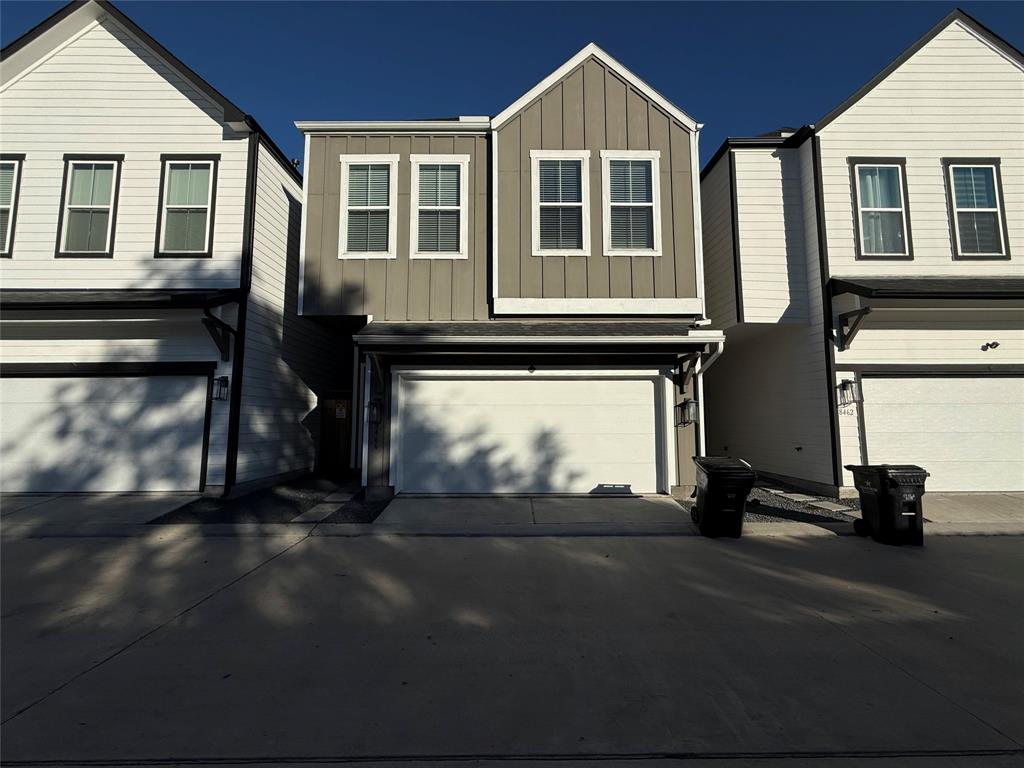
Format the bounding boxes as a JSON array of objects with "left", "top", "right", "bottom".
[{"left": 744, "top": 486, "right": 859, "bottom": 524}]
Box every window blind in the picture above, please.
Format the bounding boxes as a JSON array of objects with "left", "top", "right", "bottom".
[
  {"left": 64, "top": 162, "right": 115, "bottom": 253},
  {"left": 417, "top": 164, "right": 461, "bottom": 252},
  {"left": 538, "top": 159, "right": 583, "bottom": 250},
  {"left": 347, "top": 164, "right": 391, "bottom": 252},
  {"left": 951, "top": 166, "right": 1001, "bottom": 255},
  {"left": 608, "top": 159, "right": 654, "bottom": 249},
  {"left": 163, "top": 162, "right": 212, "bottom": 252}
]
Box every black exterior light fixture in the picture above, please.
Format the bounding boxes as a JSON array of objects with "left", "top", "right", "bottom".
[
  {"left": 675, "top": 399, "right": 699, "bottom": 426},
  {"left": 837, "top": 378, "right": 863, "bottom": 407},
  {"left": 212, "top": 375, "right": 230, "bottom": 401}
]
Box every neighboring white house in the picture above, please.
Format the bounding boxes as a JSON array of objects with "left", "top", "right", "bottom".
[
  {"left": 0, "top": 0, "right": 335, "bottom": 494},
  {"left": 700, "top": 9, "right": 1024, "bottom": 495}
]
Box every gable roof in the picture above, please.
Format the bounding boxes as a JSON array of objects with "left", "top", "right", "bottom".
[
  {"left": 699, "top": 8, "right": 1023, "bottom": 179},
  {"left": 0, "top": 0, "right": 302, "bottom": 184},
  {"left": 1, "top": 0, "right": 247, "bottom": 125},
  {"left": 491, "top": 42, "right": 700, "bottom": 132},
  {"left": 815, "top": 8, "right": 1024, "bottom": 131}
]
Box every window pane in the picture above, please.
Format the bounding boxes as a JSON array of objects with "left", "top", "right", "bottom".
[
  {"left": 418, "top": 210, "right": 460, "bottom": 252},
  {"left": 167, "top": 163, "right": 210, "bottom": 206},
  {"left": 539, "top": 160, "right": 581, "bottom": 203},
  {"left": 366, "top": 165, "right": 390, "bottom": 206},
  {"left": 68, "top": 163, "right": 114, "bottom": 206},
  {"left": 347, "top": 210, "right": 389, "bottom": 252},
  {"left": 418, "top": 164, "right": 460, "bottom": 208},
  {"left": 164, "top": 209, "right": 208, "bottom": 251},
  {"left": 858, "top": 166, "right": 901, "bottom": 208},
  {"left": 610, "top": 160, "right": 652, "bottom": 204},
  {"left": 0, "top": 209, "right": 9, "bottom": 247},
  {"left": 65, "top": 209, "right": 109, "bottom": 252},
  {"left": 0, "top": 163, "right": 15, "bottom": 206},
  {"left": 348, "top": 165, "right": 368, "bottom": 206},
  {"left": 539, "top": 206, "right": 581, "bottom": 249},
  {"left": 861, "top": 211, "right": 905, "bottom": 254},
  {"left": 68, "top": 165, "right": 94, "bottom": 205},
  {"left": 957, "top": 211, "right": 1001, "bottom": 254},
  {"left": 952, "top": 166, "right": 996, "bottom": 209},
  {"left": 611, "top": 206, "right": 654, "bottom": 249}
]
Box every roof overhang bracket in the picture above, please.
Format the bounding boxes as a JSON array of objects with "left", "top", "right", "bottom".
[
  {"left": 674, "top": 353, "right": 700, "bottom": 389},
  {"left": 836, "top": 307, "right": 872, "bottom": 351},
  {"left": 202, "top": 308, "right": 237, "bottom": 362}
]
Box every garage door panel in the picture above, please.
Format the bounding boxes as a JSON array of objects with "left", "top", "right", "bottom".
[
  {"left": 397, "top": 374, "right": 663, "bottom": 494},
  {"left": 0, "top": 376, "right": 207, "bottom": 493},
  {"left": 403, "top": 403, "right": 657, "bottom": 436},
  {"left": 862, "top": 376, "right": 1023, "bottom": 492}
]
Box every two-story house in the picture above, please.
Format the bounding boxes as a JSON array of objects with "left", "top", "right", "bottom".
[
  {"left": 297, "top": 45, "right": 723, "bottom": 498},
  {"left": 700, "top": 9, "right": 1023, "bottom": 496},
  {"left": 0, "top": 0, "right": 336, "bottom": 495}
]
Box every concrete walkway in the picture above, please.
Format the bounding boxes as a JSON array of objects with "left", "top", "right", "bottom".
[{"left": 2, "top": 530, "right": 1022, "bottom": 766}]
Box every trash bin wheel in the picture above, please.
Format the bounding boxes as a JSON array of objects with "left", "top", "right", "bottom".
[{"left": 853, "top": 518, "right": 870, "bottom": 537}]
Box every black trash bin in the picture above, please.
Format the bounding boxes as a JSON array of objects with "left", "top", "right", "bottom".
[
  {"left": 692, "top": 457, "right": 757, "bottom": 538},
  {"left": 845, "top": 464, "right": 929, "bottom": 546}
]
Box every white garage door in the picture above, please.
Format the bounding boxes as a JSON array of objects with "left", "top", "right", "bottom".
[
  {"left": 394, "top": 372, "right": 667, "bottom": 494},
  {"left": 862, "top": 376, "right": 1024, "bottom": 492},
  {"left": 0, "top": 376, "right": 208, "bottom": 493}
]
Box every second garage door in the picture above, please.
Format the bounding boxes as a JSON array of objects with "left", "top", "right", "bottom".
[
  {"left": 861, "top": 376, "right": 1024, "bottom": 492},
  {"left": 393, "top": 372, "right": 669, "bottom": 494},
  {"left": 0, "top": 375, "right": 209, "bottom": 493}
]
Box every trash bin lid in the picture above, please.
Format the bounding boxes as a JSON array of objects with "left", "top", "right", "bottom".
[
  {"left": 693, "top": 457, "right": 756, "bottom": 477},
  {"left": 845, "top": 464, "right": 929, "bottom": 483}
]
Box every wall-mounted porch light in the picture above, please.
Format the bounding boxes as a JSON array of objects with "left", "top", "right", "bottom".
[
  {"left": 675, "top": 399, "right": 699, "bottom": 427},
  {"left": 836, "top": 378, "right": 862, "bottom": 407},
  {"left": 212, "top": 376, "right": 230, "bottom": 401}
]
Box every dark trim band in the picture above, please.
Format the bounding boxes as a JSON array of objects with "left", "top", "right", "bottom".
[
  {"left": 0, "top": 361, "right": 217, "bottom": 378},
  {"left": 222, "top": 130, "right": 260, "bottom": 493},
  {"left": 728, "top": 150, "right": 745, "bottom": 324},
  {"left": 836, "top": 364, "right": 1024, "bottom": 376}
]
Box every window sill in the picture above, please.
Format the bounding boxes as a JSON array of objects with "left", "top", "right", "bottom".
[
  {"left": 410, "top": 252, "right": 469, "bottom": 260},
  {"left": 338, "top": 253, "right": 397, "bottom": 260},
  {"left": 952, "top": 253, "right": 1011, "bottom": 261},
  {"left": 155, "top": 251, "right": 213, "bottom": 259},
  {"left": 532, "top": 249, "right": 590, "bottom": 258},
  {"left": 605, "top": 249, "right": 662, "bottom": 258},
  {"left": 853, "top": 252, "right": 913, "bottom": 261}
]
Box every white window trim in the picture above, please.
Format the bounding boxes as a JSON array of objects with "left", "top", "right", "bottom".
[
  {"left": 339, "top": 154, "right": 399, "bottom": 260},
  {"left": 0, "top": 159, "right": 20, "bottom": 255},
  {"left": 601, "top": 149, "right": 662, "bottom": 257},
  {"left": 409, "top": 154, "right": 470, "bottom": 260},
  {"left": 948, "top": 163, "right": 1006, "bottom": 257},
  {"left": 530, "top": 149, "right": 591, "bottom": 257},
  {"left": 60, "top": 159, "right": 118, "bottom": 255},
  {"left": 854, "top": 163, "right": 909, "bottom": 257},
  {"left": 158, "top": 159, "right": 215, "bottom": 254}
]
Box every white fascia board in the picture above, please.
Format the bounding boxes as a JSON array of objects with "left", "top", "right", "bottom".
[
  {"left": 355, "top": 331, "right": 726, "bottom": 346},
  {"left": 491, "top": 42, "right": 699, "bottom": 132},
  {"left": 296, "top": 132, "right": 311, "bottom": 314},
  {"left": 295, "top": 119, "right": 491, "bottom": 134},
  {"left": 493, "top": 297, "right": 704, "bottom": 316}
]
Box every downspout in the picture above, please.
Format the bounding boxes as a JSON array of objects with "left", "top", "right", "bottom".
[
  {"left": 222, "top": 130, "right": 260, "bottom": 495},
  {"left": 694, "top": 340, "right": 724, "bottom": 457}
]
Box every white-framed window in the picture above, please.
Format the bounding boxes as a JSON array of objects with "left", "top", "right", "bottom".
[
  {"left": 157, "top": 157, "right": 217, "bottom": 256},
  {"left": 852, "top": 161, "right": 910, "bottom": 258},
  {"left": 945, "top": 162, "right": 1008, "bottom": 258},
  {"left": 339, "top": 154, "right": 399, "bottom": 259},
  {"left": 57, "top": 156, "right": 122, "bottom": 256},
  {"left": 410, "top": 154, "right": 470, "bottom": 259},
  {"left": 0, "top": 156, "right": 22, "bottom": 256},
  {"left": 531, "top": 149, "right": 590, "bottom": 257},
  {"left": 601, "top": 150, "right": 662, "bottom": 256}
]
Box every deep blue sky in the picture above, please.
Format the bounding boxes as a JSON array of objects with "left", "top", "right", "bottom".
[{"left": 3, "top": 1, "right": 1022, "bottom": 169}]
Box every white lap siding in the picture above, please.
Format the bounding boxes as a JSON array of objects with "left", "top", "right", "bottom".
[
  {"left": 234, "top": 142, "right": 336, "bottom": 484},
  {"left": 0, "top": 16, "right": 247, "bottom": 288},
  {"left": 700, "top": 158, "right": 738, "bottom": 329},
  {"left": 818, "top": 21, "right": 1024, "bottom": 277},
  {"left": 0, "top": 311, "right": 233, "bottom": 486}
]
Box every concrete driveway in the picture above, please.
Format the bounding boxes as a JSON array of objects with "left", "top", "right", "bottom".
[{"left": 2, "top": 522, "right": 1022, "bottom": 766}]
